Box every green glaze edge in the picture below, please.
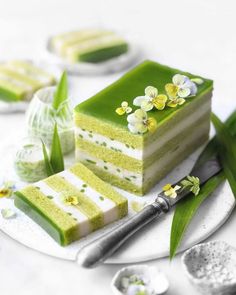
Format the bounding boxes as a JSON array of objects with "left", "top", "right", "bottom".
[
  {"left": 14, "top": 189, "right": 78, "bottom": 246},
  {"left": 74, "top": 60, "right": 213, "bottom": 136}
]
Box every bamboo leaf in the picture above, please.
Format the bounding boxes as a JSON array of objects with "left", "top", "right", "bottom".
[
  {"left": 52, "top": 71, "right": 68, "bottom": 110},
  {"left": 50, "top": 123, "right": 64, "bottom": 173},
  {"left": 170, "top": 172, "right": 224, "bottom": 259},
  {"left": 211, "top": 113, "right": 236, "bottom": 197},
  {"left": 42, "top": 140, "right": 54, "bottom": 176},
  {"left": 170, "top": 110, "right": 236, "bottom": 259}
]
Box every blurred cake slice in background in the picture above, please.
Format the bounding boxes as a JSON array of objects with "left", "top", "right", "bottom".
[
  {"left": 0, "top": 60, "right": 56, "bottom": 103},
  {"left": 49, "top": 29, "right": 129, "bottom": 63}
]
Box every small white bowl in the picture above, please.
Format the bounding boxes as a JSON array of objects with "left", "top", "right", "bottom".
[
  {"left": 182, "top": 241, "right": 236, "bottom": 295},
  {"left": 111, "top": 264, "right": 169, "bottom": 295}
]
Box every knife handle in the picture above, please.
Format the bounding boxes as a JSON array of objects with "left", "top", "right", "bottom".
[{"left": 76, "top": 197, "right": 169, "bottom": 268}]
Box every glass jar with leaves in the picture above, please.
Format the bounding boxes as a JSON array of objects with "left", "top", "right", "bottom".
[{"left": 26, "top": 72, "right": 74, "bottom": 155}]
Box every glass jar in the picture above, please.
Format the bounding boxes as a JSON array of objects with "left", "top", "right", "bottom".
[
  {"left": 14, "top": 137, "right": 47, "bottom": 183},
  {"left": 26, "top": 86, "right": 75, "bottom": 155}
]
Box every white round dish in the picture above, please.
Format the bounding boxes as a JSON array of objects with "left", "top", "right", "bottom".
[{"left": 0, "top": 138, "right": 235, "bottom": 264}]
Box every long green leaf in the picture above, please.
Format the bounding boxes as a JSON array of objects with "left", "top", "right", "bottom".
[
  {"left": 211, "top": 113, "right": 236, "bottom": 197},
  {"left": 42, "top": 140, "right": 54, "bottom": 176},
  {"left": 170, "top": 172, "right": 224, "bottom": 259},
  {"left": 170, "top": 110, "right": 236, "bottom": 259},
  {"left": 52, "top": 71, "right": 68, "bottom": 110},
  {"left": 50, "top": 123, "right": 64, "bottom": 173}
]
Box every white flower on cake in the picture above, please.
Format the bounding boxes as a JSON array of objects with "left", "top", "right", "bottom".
[
  {"left": 127, "top": 109, "right": 157, "bottom": 134},
  {"left": 165, "top": 74, "right": 197, "bottom": 99},
  {"left": 133, "top": 86, "right": 167, "bottom": 111}
]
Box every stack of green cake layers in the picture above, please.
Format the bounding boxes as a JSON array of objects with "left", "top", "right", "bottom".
[
  {"left": 74, "top": 60, "right": 213, "bottom": 195},
  {"left": 0, "top": 60, "right": 56, "bottom": 102},
  {"left": 15, "top": 163, "right": 127, "bottom": 246},
  {"left": 49, "top": 29, "right": 129, "bottom": 63}
]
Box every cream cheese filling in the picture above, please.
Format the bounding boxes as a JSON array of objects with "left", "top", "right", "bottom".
[{"left": 75, "top": 100, "right": 211, "bottom": 161}]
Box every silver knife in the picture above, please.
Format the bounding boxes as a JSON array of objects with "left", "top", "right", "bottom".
[{"left": 76, "top": 156, "right": 222, "bottom": 268}]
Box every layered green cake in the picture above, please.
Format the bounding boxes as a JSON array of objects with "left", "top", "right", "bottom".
[
  {"left": 74, "top": 60, "right": 213, "bottom": 195},
  {"left": 49, "top": 29, "right": 128, "bottom": 63},
  {"left": 14, "top": 163, "right": 128, "bottom": 246},
  {"left": 0, "top": 60, "right": 56, "bottom": 102}
]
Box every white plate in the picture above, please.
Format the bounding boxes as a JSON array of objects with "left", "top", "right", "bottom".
[{"left": 0, "top": 139, "right": 235, "bottom": 264}]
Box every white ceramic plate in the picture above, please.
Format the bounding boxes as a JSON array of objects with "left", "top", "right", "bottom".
[{"left": 0, "top": 139, "right": 235, "bottom": 264}]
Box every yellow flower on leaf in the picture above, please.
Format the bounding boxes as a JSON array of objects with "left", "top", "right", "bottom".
[
  {"left": 163, "top": 183, "right": 181, "bottom": 199},
  {"left": 116, "top": 101, "right": 132, "bottom": 115},
  {"left": 61, "top": 194, "right": 79, "bottom": 206}
]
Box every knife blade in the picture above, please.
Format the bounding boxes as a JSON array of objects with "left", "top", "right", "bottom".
[{"left": 76, "top": 155, "right": 222, "bottom": 268}]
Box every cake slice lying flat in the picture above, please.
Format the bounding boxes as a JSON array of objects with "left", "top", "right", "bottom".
[
  {"left": 49, "top": 29, "right": 128, "bottom": 63},
  {"left": 0, "top": 60, "right": 56, "bottom": 102},
  {"left": 14, "top": 163, "right": 128, "bottom": 246},
  {"left": 74, "top": 60, "right": 213, "bottom": 195}
]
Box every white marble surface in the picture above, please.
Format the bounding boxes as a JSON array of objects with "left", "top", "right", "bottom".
[{"left": 1, "top": 0, "right": 236, "bottom": 294}]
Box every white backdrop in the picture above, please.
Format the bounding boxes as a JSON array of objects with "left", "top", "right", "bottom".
[{"left": 1, "top": 0, "right": 236, "bottom": 294}]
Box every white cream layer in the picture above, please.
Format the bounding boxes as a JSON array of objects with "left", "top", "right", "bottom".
[
  {"left": 77, "top": 123, "right": 209, "bottom": 189},
  {"left": 75, "top": 99, "right": 211, "bottom": 161},
  {"left": 34, "top": 169, "right": 119, "bottom": 236}
]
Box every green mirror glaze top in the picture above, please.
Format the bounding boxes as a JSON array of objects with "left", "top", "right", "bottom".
[{"left": 75, "top": 60, "right": 213, "bottom": 133}]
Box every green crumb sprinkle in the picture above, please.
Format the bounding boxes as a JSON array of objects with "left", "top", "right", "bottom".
[
  {"left": 67, "top": 212, "right": 72, "bottom": 216},
  {"left": 125, "top": 177, "right": 131, "bottom": 182},
  {"left": 131, "top": 176, "right": 137, "bottom": 179},
  {"left": 110, "top": 138, "right": 115, "bottom": 141},
  {"left": 73, "top": 218, "right": 77, "bottom": 221},
  {"left": 79, "top": 134, "right": 83, "bottom": 138},
  {"left": 88, "top": 134, "right": 93, "bottom": 138},
  {"left": 103, "top": 160, "right": 107, "bottom": 163},
  {"left": 125, "top": 144, "right": 130, "bottom": 148},
  {"left": 95, "top": 141, "right": 99, "bottom": 144},
  {"left": 82, "top": 128, "right": 86, "bottom": 131},
  {"left": 80, "top": 189, "right": 85, "bottom": 193},
  {"left": 86, "top": 159, "right": 97, "bottom": 164},
  {"left": 131, "top": 146, "right": 135, "bottom": 149},
  {"left": 35, "top": 186, "right": 40, "bottom": 189},
  {"left": 82, "top": 184, "right": 87, "bottom": 188},
  {"left": 104, "top": 166, "right": 108, "bottom": 170},
  {"left": 101, "top": 142, "right": 107, "bottom": 147},
  {"left": 47, "top": 195, "right": 54, "bottom": 199},
  {"left": 99, "top": 196, "right": 104, "bottom": 201},
  {"left": 116, "top": 168, "right": 121, "bottom": 173}
]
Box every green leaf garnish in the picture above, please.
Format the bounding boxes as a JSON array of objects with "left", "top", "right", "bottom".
[
  {"left": 52, "top": 71, "right": 68, "bottom": 110},
  {"left": 181, "top": 175, "right": 200, "bottom": 196},
  {"left": 50, "top": 123, "right": 64, "bottom": 173},
  {"left": 211, "top": 113, "right": 236, "bottom": 197},
  {"left": 42, "top": 140, "right": 54, "bottom": 176},
  {"left": 170, "top": 110, "right": 236, "bottom": 259},
  {"left": 170, "top": 172, "right": 224, "bottom": 259}
]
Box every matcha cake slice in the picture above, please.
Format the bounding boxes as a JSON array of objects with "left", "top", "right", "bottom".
[
  {"left": 74, "top": 60, "right": 213, "bottom": 195},
  {"left": 0, "top": 60, "right": 56, "bottom": 102},
  {"left": 49, "top": 29, "right": 129, "bottom": 63},
  {"left": 14, "top": 163, "right": 128, "bottom": 246}
]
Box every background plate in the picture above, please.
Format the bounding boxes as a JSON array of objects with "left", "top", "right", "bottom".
[{"left": 0, "top": 138, "right": 235, "bottom": 264}]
